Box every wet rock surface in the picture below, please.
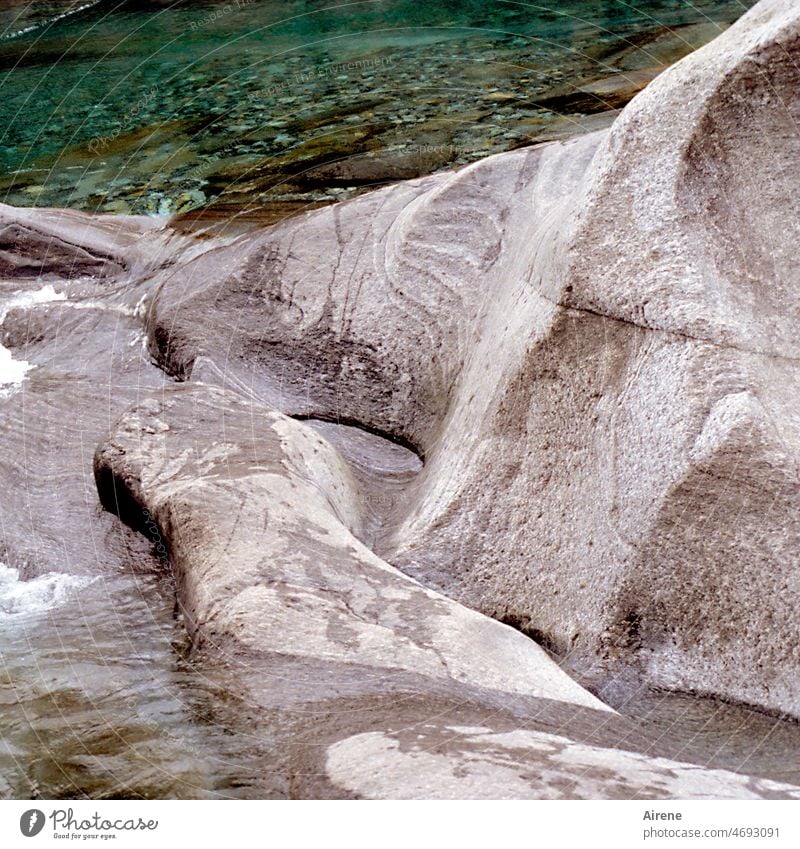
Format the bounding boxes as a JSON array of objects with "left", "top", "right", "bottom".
[
  {"left": 1, "top": 0, "right": 799, "bottom": 799},
  {"left": 0, "top": 1, "right": 752, "bottom": 219},
  {"left": 0, "top": 202, "right": 247, "bottom": 585},
  {"left": 93, "top": 382, "right": 609, "bottom": 710}
]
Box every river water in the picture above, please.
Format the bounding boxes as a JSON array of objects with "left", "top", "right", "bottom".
[
  {"left": 2, "top": 553, "right": 799, "bottom": 799},
  {"left": 5, "top": 0, "right": 799, "bottom": 802},
  {"left": 0, "top": 564, "right": 231, "bottom": 798},
  {"left": 0, "top": 0, "right": 754, "bottom": 219}
]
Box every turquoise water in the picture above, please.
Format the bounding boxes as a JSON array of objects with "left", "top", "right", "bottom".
[
  {"left": 8, "top": 0, "right": 797, "bottom": 802},
  {"left": 0, "top": 0, "right": 755, "bottom": 219}
]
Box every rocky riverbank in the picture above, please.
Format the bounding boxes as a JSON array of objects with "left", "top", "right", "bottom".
[{"left": 1, "top": 0, "right": 798, "bottom": 799}]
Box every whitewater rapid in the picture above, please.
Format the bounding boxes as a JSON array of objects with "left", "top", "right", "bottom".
[
  {"left": 0, "top": 284, "right": 66, "bottom": 395},
  {"left": 0, "top": 562, "right": 94, "bottom": 619}
]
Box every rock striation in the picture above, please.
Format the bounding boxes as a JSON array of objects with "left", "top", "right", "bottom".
[
  {"left": 136, "top": 0, "right": 800, "bottom": 719},
  {"left": 1, "top": 0, "right": 798, "bottom": 799}
]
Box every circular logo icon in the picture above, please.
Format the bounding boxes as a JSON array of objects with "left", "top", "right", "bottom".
[{"left": 20, "top": 810, "right": 45, "bottom": 837}]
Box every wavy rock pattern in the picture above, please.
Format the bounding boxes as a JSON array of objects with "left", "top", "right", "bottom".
[
  {"left": 94, "top": 382, "right": 607, "bottom": 711},
  {"left": 1, "top": 0, "right": 798, "bottom": 799},
  {"left": 140, "top": 0, "right": 800, "bottom": 719},
  {"left": 388, "top": 0, "right": 800, "bottom": 714}
]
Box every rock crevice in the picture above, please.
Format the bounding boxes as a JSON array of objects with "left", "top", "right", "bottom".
[{"left": 1, "top": 0, "right": 798, "bottom": 800}]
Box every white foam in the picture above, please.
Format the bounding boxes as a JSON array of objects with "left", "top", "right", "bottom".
[
  {"left": 0, "top": 283, "right": 67, "bottom": 322},
  {"left": 0, "top": 346, "right": 31, "bottom": 389},
  {"left": 1, "top": 2, "right": 103, "bottom": 42},
  {"left": 0, "top": 284, "right": 67, "bottom": 394},
  {"left": 0, "top": 563, "right": 94, "bottom": 618}
]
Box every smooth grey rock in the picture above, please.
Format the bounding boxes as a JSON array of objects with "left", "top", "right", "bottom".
[
  {"left": 0, "top": 204, "right": 218, "bottom": 579},
  {"left": 327, "top": 725, "right": 800, "bottom": 800},
  {"left": 139, "top": 0, "right": 800, "bottom": 718},
  {"left": 93, "top": 382, "right": 607, "bottom": 711},
  {"left": 1, "top": 0, "right": 798, "bottom": 801},
  {"left": 549, "top": 0, "right": 800, "bottom": 358},
  {"left": 387, "top": 0, "right": 800, "bottom": 715}
]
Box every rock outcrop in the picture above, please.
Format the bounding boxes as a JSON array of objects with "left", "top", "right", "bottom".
[
  {"left": 1, "top": 0, "right": 798, "bottom": 799},
  {"left": 133, "top": 0, "right": 800, "bottom": 719},
  {"left": 326, "top": 725, "right": 800, "bottom": 800},
  {"left": 0, "top": 203, "right": 219, "bottom": 579},
  {"left": 93, "top": 382, "right": 605, "bottom": 711},
  {"left": 389, "top": 0, "right": 800, "bottom": 714}
]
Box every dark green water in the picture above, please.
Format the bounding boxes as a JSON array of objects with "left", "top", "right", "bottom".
[{"left": 0, "top": 0, "right": 755, "bottom": 220}]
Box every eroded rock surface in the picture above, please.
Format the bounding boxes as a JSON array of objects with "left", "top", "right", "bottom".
[
  {"left": 1, "top": 0, "right": 799, "bottom": 800},
  {"left": 327, "top": 725, "right": 800, "bottom": 800},
  {"left": 388, "top": 0, "right": 800, "bottom": 714},
  {"left": 93, "top": 382, "right": 605, "bottom": 710},
  {"left": 132, "top": 0, "right": 800, "bottom": 720},
  {"left": 0, "top": 202, "right": 222, "bottom": 579}
]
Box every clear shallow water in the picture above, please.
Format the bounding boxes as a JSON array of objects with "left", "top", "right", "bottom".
[
  {"left": 0, "top": 562, "right": 260, "bottom": 799},
  {"left": 0, "top": 0, "right": 755, "bottom": 220},
  {"left": 2, "top": 555, "right": 799, "bottom": 800}
]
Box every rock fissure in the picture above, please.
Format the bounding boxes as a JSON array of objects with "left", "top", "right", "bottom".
[{"left": 2, "top": 0, "right": 799, "bottom": 800}]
